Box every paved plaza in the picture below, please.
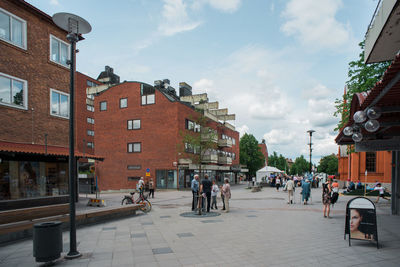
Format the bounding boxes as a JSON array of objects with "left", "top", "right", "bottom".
[{"left": 0, "top": 184, "right": 399, "bottom": 267}]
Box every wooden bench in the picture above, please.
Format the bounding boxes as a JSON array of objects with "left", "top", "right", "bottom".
[{"left": 0, "top": 203, "right": 143, "bottom": 242}]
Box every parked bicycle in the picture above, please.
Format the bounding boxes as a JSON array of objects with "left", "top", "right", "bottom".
[{"left": 121, "top": 191, "right": 151, "bottom": 212}]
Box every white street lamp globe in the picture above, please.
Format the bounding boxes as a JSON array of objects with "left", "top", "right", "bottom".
[
  {"left": 343, "top": 126, "right": 353, "bottom": 136},
  {"left": 352, "top": 132, "right": 363, "bottom": 142},
  {"left": 353, "top": 111, "right": 367, "bottom": 123},
  {"left": 367, "top": 106, "right": 381, "bottom": 120},
  {"left": 365, "top": 119, "right": 380, "bottom": 132}
]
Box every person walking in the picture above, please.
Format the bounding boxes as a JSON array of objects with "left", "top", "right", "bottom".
[
  {"left": 286, "top": 177, "right": 295, "bottom": 204},
  {"left": 373, "top": 183, "right": 390, "bottom": 203},
  {"left": 200, "top": 174, "right": 212, "bottom": 212},
  {"left": 301, "top": 179, "right": 311, "bottom": 205},
  {"left": 191, "top": 174, "right": 199, "bottom": 211},
  {"left": 211, "top": 180, "right": 219, "bottom": 209},
  {"left": 322, "top": 179, "right": 332, "bottom": 218},
  {"left": 220, "top": 184, "right": 225, "bottom": 210},
  {"left": 138, "top": 177, "right": 145, "bottom": 198},
  {"left": 276, "top": 176, "right": 281, "bottom": 191},
  {"left": 331, "top": 179, "right": 339, "bottom": 206},
  {"left": 149, "top": 178, "right": 155, "bottom": 198},
  {"left": 222, "top": 178, "right": 231, "bottom": 212}
]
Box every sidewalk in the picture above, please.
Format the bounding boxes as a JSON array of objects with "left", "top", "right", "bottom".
[{"left": 1, "top": 185, "right": 399, "bottom": 266}]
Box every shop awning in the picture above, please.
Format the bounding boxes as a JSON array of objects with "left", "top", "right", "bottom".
[{"left": 0, "top": 140, "right": 104, "bottom": 160}]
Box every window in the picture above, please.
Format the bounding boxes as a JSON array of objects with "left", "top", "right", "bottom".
[
  {"left": 128, "top": 142, "right": 141, "bottom": 153},
  {"left": 128, "top": 177, "right": 141, "bottom": 181},
  {"left": 87, "top": 117, "right": 94, "bottom": 124},
  {"left": 86, "top": 104, "right": 94, "bottom": 112},
  {"left": 0, "top": 8, "right": 26, "bottom": 49},
  {"left": 87, "top": 94, "right": 94, "bottom": 100},
  {"left": 100, "top": 101, "right": 107, "bottom": 111},
  {"left": 50, "top": 35, "right": 70, "bottom": 66},
  {"left": 141, "top": 84, "right": 155, "bottom": 105},
  {"left": 50, "top": 89, "right": 69, "bottom": 118},
  {"left": 127, "top": 119, "right": 141, "bottom": 130},
  {"left": 127, "top": 165, "right": 141, "bottom": 170},
  {"left": 366, "top": 152, "right": 376, "bottom": 173},
  {"left": 120, "top": 98, "right": 127, "bottom": 108},
  {"left": 0, "top": 72, "right": 27, "bottom": 109},
  {"left": 87, "top": 130, "right": 94, "bottom": 136},
  {"left": 86, "top": 80, "right": 97, "bottom": 87},
  {"left": 87, "top": 142, "right": 94, "bottom": 148},
  {"left": 232, "top": 138, "right": 236, "bottom": 145}
]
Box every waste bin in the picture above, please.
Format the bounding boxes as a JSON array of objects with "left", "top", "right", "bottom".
[{"left": 33, "top": 221, "right": 63, "bottom": 262}]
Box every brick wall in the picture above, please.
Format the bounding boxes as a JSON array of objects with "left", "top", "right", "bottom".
[{"left": 0, "top": 0, "right": 70, "bottom": 147}]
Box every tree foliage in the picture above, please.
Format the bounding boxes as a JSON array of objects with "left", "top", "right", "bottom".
[
  {"left": 317, "top": 154, "right": 338, "bottom": 175},
  {"left": 268, "top": 151, "right": 288, "bottom": 172},
  {"left": 239, "top": 133, "right": 265, "bottom": 177},
  {"left": 289, "top": 155, "right": 309, "bottom": 175},
  {"left": 333, "top": 41, "right": 391, "bottom": 131}
]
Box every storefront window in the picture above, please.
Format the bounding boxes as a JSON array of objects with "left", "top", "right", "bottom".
[
  {"left": 0, "top": 160, "right": 68, "bottom": 201},
  {"left": 156, "top": 169, "right": 177, "bottom": 189}
]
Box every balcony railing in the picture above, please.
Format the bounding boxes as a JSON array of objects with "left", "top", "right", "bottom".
[
  {"left": 218, "top": 139, "right": 232, "bottom": 147},
  {"left": 218, "top": 156, "right": 232, "bottom": 165},
  {"left": 201, "top": 132, "right": 218, "bottom": 143},
  {"left": 202, "top": 154, "right": 218, "bottom": 163}
]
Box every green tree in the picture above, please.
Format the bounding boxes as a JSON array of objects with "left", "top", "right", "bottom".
[
  {"left": 268, "top": 151, "right": 288, "bottom": 172},
  {"left": 289, "top": 155, "right": 309, "bottom": 175},
  {"left": 318, "top": 154, "right": 338, "bottom": 175},
  {"left": 333, "top": 41, "right": 391, "bottom": 131},
  {"left": 239, "top": 134, "right": 265, "bottom": 177}
]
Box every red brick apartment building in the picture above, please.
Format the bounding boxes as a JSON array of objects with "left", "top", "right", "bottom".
[
  {"left": 0, "top": 0, "right": 100, "bottom": 209},
  {"left": 89, "top": 79, "right": 241, "bottom": 191}
]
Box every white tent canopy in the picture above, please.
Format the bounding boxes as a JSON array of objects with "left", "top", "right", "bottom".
[{"left": 256, "top": 166, "right": 284, "bottom": 182}]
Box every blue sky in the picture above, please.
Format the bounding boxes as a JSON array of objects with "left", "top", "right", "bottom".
[{"left": 28, "top": 0, "right": 379, "bottom": 164}]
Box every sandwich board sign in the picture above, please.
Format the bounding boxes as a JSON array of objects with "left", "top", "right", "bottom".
[{"left": 344, "top": 197, "right": 379, "bottom": 248}]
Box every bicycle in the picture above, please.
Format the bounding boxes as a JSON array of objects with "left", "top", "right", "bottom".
[{"left": 121, "top": 191, "right": 152, "bottom": 212}]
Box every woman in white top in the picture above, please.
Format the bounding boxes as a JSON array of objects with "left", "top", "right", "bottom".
[
  {"left": 374, "top": 183, "right": 390, "bottom": 203},
  {"left": 211, "top": 180, "right": 219, "bottom": 210}
]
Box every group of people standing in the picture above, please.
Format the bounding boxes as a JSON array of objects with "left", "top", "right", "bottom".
[{"left": 191, "top": 174, "right": 231, "bottom": 213}]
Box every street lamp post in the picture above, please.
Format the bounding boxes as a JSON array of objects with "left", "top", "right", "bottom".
[
  {"left": 307, "top": 130, "right": 315, "bottom": 174},
  {"left": 52, "top": 13, "right": 91, "bottom": 259}
]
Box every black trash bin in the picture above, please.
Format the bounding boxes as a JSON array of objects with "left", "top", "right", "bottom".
[{"left": 33, "top": 221, "right": 63, "bottom": 262}]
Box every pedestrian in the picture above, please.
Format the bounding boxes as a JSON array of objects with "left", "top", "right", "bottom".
[
  {"left": 138, "top": 177, "right": 145, "bottom": 197},
  {"left": 301, "top": 179, "right": 311, "bottom": 205},
  {"left": 211, "top": 180, "right": 219, "bottom": 209},
  {"left": 220, "top": 184, "right": 225, "bottom": 210},
  {"left": 286, "top": 177, "right": 295, "bottom": 204},
  {"left": 331, "top": 179, "right": 339, "bottom": 206},
  {"left": 221, "top": 178, "right": 231, "bottom": 212},
  {"left": 276, "top": 176, "right": 281, "bottom": 191},
  {"left": 191, "top": 174, "right": 199, "bottom": 211},
  {"left": 322, "top": 179, "right": 332, "bottom": 218},
  {"left": 373, "top": 183, "right": 390, "bottom": 203},
  {"left": 200, "top": 174, "right": 212, "bottom": 212},
  {"left": 149, "top": 178, "right": 155, "bottom": 198}
]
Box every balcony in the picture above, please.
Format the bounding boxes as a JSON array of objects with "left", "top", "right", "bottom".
[
  {"left": 201, "top": 128, "right": 218, "bottom": 143},
  {"left": 202, "top": 154, "right": 218, "bottom": 164},
  {"left": 218, "top": 155, "right": 232, "bottom": 165},
  {"left": 218, "top": 139, "right": 232, "bottom": 148}
]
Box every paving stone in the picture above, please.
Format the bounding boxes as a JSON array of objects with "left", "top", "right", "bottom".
[
  {"left": 177, "top": 232, "right": 194, "bottom": 238},
  {"left": 152, "top": 247, "right": 174, "bottom": 255}
]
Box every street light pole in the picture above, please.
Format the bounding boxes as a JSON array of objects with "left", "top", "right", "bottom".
[
  {"left": 52, "top": 12, "right": 91, "bottom": 260},
  {"left": 307, "top": 130, "right": 315, "bottom": 174}
]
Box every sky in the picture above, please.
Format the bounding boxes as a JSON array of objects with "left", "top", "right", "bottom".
[{"left": 28, "top": 0, "right": 379, "bottom": 164}]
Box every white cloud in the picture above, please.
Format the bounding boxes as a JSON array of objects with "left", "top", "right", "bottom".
[
  {"left": 193, "top": 78, "right": 215, "bottom": 94},
  {"left": 206, "top": 0, "right": 241, "bottom": 13},
  {"left": 50, "top": 0, "right": 59, "bottom": 6},
  {"left": 158, "top": 0, "right": 202, "bottom": 36},
  {"left": 237, "top": 125, "right": 249, "bottom": 137},
  {"left": 263, "top": 129, "right": 296, "bottom": 145},
  {"left": 281, "top": 0, "right": 351, "bottom": 50}
]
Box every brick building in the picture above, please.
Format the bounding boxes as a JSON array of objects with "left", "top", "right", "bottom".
[
  {"left": 89, "top": 79, "right": 241, "bottom": 191},
  {"left": 0, "top": 0, "right": 100, "bottom": 209},
  {"left": 258, "top": 139, "right": 268, "bottom": 167}
]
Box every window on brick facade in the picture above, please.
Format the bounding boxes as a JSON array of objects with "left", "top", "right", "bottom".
[
  {"left": 87, "top": 130, "right": 94, "bottom": 136},
  {"left": 128, "top": 177, "right": 141, "bottom": 181},
  {"left": 232, "top": 138, "right": 236, "bottom": 145},
  {"left": 86, "top": 104, "right": 94, "bottom": 112},
  {"left": 87, "top": 117, "right": 94, "bottom": 124},
  {"left": 366, "top": 152, "right": 376, "bottom": 173},
  {"left": 128, "top": 142, "right": 141, "bottom": 153},
  {"left": 86, "top": 80, "right": 97, "bottom": 87},
  {"left": 87, "top": 142, "right": 94, "bottom": 148},
  {"left": 50, "top": 35, "right": 70, "bottom": 67},
  {"left": 127, "top": 119, "right": 140, "bottom": 130},
  {"left": 0, "top": 72, "right": 27, "bottom": 109},
  {"left": 100, "top": 101, "right": 107, "bottom": 111},
  {"left": 141, "top": 83, "right": 155, "bottom": 105},
  {"left": 120, "top": 98, "right": 127, "bottom": 108},
  {"left": 50, "top": 88, "right": 69, "bottom": 118},
  {"left": 0, "top": 8, "right": 26, "bottom": 49}
]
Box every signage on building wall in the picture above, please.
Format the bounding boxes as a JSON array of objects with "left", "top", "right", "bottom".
[
  {"left": 146, "top": 168, "right": 150, "bottom": 177},
  {"left": 355, "top": 138, "right": 400, "bottom": 152}
]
